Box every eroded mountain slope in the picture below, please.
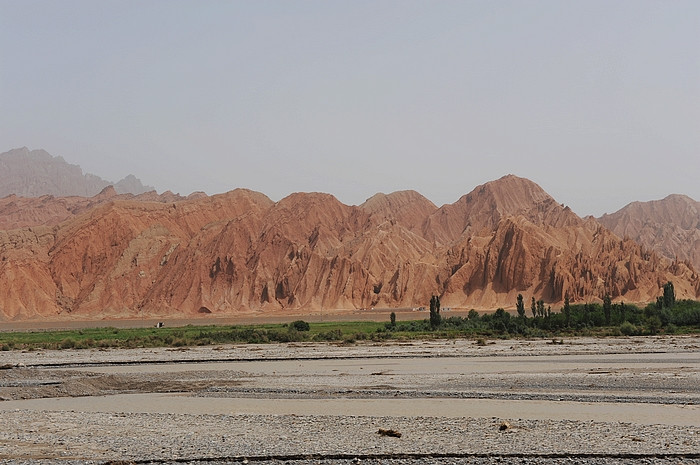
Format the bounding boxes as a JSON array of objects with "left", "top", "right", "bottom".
[{"left": 0, "top": 176, "right": 697, "bottom": 320}]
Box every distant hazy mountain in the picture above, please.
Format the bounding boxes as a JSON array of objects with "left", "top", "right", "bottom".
[
  {"left": 0, "top": 147, "right": 153, "bottom": 197},
  {"left": 598, "top": 194, "right": 700, "bottom": 271}
]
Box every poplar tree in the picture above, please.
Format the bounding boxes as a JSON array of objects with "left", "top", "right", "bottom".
[
  {"left": 429, "top": 295, "right": 441, "bottom": 329},
  {"left": 603, "top": 294, "right": 612, "bottom": 326},
  {"left": 516, "top": 294, "right": 525, "bottom": 319},
  {"left": 536, "top": 299, "right": 545, "bottom": 317},
  {"left": 663, "top": 282, "right": 675, "bottom": 309}
]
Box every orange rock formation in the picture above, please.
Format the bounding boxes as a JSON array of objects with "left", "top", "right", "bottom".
[{"left": 1, "top": 175, "right": 697, "bottom": 321}]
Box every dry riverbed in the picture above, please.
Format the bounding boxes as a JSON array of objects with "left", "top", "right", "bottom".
[{"left": 0, "top": 336, "right": 699, "bottom": 464}]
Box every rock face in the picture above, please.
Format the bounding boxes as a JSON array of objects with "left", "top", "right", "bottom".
[
  {"left": 0, "top": 175, "right": 698, "bottom": 321},
  {"left": 0, "top": 147, "right": 153, "bottom": 198},
  {"left": 598, "top": 194, "right": 700, "bottom": 272}
]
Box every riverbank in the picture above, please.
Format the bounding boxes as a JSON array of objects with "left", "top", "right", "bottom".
[{"left": 0, "top": 336, "right": 698, "bottom": 464}]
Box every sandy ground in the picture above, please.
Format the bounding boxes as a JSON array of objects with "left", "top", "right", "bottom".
[{"left": 0, "top": 336, "right": 699, "bottom": 464}]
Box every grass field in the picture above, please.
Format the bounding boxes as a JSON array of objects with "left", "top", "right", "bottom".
[
  {"left": 0, "top": 320, "right": 391, "bottom": 351},
  {"left": 1, "top": 310, "right": 699, "bottom": 351}
]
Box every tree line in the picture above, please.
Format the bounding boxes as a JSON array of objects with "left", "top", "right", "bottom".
[{"left": 386, "top": 283, "right": 700, "bottom": 337}]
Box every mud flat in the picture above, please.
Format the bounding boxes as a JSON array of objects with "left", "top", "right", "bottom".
[{"left": 0, "top": 336, "right": 698, "bottom": 464}]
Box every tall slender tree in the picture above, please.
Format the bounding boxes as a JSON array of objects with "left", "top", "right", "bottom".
[
  {"left": 536, "top": 299, "right": 545, "bottom": 318},
  {"left": 663, "top": 282, "right": 675, "bottom": 309},
  {"left": 603, "top": 294, "right": 612, "bottom": 326},
  {"left": 516, "top": 294, "right": 525, "bottom": 319},
  {"left": 429, "top": 295, "right": 441, "bottom": 329},
  {"left": 619, "top": 301, "right": 626, "bottom": 323}
]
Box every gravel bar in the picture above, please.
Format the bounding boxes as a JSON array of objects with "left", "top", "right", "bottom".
[
  {"left": 2, "top": 335, "right": 700, "bottom": 368},
  {"left": 1, "top": 411, "right": 699, "bottom": 463},
  {"left": 0, "top": 336, "right": 698, "bottom": 464}
]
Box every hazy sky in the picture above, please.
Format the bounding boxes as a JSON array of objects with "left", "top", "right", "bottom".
[{"left": 1, "top": 1, "right": 698, "bottom": 216}]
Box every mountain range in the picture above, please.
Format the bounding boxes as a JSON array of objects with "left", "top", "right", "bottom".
[{"left": 0, "top": 149, "right": 698, "bottom": 321}]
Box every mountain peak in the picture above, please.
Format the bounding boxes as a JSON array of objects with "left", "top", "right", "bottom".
[
  {"left": 361, "top": 190, "right": 437, "bottom": 232},
  {"left": 362, "top": 190, "right": 434, "bottom": 209},
  {"left": 94, "top": 185, "right": 118, "bottom": 199},
  {"left": 114, "top": 174, "right": 152, "bottom": 195},
  {"left": 469, "top": 174, "right": 553, "bottom": 213},
  {"left": 423, "top": 175, "right": 578, "bottom": 244}
]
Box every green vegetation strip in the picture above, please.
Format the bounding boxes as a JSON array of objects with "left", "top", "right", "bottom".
[{"left": 1, "top": 297, "right": 699, "bottom": 351}]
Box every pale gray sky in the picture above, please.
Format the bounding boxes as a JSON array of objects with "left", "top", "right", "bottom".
[{"left": 1, "top": 0, "right": 698, "bottom": 216}]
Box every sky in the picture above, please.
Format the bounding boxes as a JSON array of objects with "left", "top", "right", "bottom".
[{"left": 1, "top": 1, "right": 698, "bottom": 217}]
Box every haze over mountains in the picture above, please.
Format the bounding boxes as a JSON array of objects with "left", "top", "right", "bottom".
[
  {"left": 0, "top": 147, "right": 153, "bottom": 198},
  {"left": 0, "top": 148, "right": 698, "bottom": 321},
  {"left": 598, "top": 195, "right": 700, "bottom": 272}
]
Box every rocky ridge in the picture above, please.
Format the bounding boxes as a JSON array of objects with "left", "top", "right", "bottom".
[
  {"left": 0, "top": 174, "right": 698, "bottom": 321},
  {"left": 0, "top": 186, "right": 190, "bottom": 231}
]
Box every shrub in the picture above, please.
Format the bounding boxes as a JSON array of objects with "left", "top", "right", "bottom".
[
  {"left": 290, "top": 320, "right": 310, "bottom": 332},
  {"left": 313, "top": 329, "right": 343, "bottom": 341},
  {"left": 59, "top": 338, "right": 76, "bottom": 349},
  {"left": 646, "top": 316, "right": 662, "bottom": 335},
  {"left": 620, "top": 321, "right": 637, "bottom": 336}
]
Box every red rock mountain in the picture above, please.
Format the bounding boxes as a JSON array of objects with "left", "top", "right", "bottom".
[
  {"left": 0, "top": 186, "right": 190, "bottom": 231},
  {"left": 598, "top": 195, "right": 700, "bottom": 272},
  {"left": 1, "top": 175, "right": 698, "bottom": 321}
]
